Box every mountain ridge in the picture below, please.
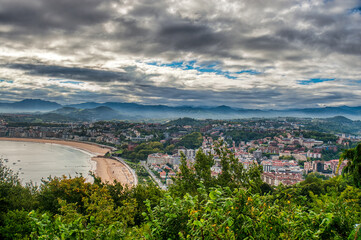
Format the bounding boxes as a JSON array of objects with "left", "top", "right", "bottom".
[
  {"left": 1, "top": 99, "right": 361, "bottom": 121},
  {"left": 0, "top": 99, "right": 62, "bottom": 112}
]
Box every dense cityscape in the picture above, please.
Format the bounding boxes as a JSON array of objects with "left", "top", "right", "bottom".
[{"left": 1, "top": 115, "right": 360, "bottom": 188}]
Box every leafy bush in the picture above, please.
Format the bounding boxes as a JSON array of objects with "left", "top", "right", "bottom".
[{"left": 1, "top": 145, "right": 361, "bottom": 239}]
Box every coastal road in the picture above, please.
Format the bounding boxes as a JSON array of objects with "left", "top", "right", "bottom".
[{"left": 141, "top": 162, "right": 167, "bottom": 190}]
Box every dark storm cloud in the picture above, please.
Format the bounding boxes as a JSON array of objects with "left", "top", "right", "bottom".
[
  {"left": 5, "top": 64, "right": 157, "bottom": 83},
  {"left": 1, "top": 0, "right": 360, "bottom": 59},
  {"left": 157, "top": 22, "right": 223, "bottom": 51},
  {"left": 0, "top": 0, "right": 113, "bottom": 33},
  {"left": 277, "top": 27, "right": 361, "bottom": 56},
  {"left": 297, "top": 12, "right": 337, "bottom": 28},
  {"left": 116, "top": 83, "right": 281, "bottom": 105},
  {"left": 1, "top": 0, "right": 361, "bottom": 108},
  {"left": 241, "top": 35, "right": 292, "bottom": 52},
  {"left": 106, "top": 82, "right": 361, "bottom": 109},
  {"left": 0, "top": 0, "right": 232, "bottom": 57}
]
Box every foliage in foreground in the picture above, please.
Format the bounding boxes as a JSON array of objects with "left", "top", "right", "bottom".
[
  {"left": 146, "top": 181, "right": 361, "bottom": 240},
  {"left": 1, "top": 144, "right": 361, "bottom": 239}
]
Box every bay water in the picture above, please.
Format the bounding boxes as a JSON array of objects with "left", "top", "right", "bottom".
[{"left": 0, "top": 140, "right": 95, "bottom": 185}]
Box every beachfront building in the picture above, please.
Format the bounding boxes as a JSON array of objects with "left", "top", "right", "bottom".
[
  {"left": 304, "top": 159, "right": 348, "bottom": 176},
  {"left": 262, "top": 172, "right": 303, "bottom": 186},
  {"left": 306, "top": 151, "right": 322, "bottom": 159},
  {"left": 147, "top": 153, "right": 172, "bottom": 165},
  {"left": 147, "top": 153, "right": 180, "bottom": 166},
  {"left": 261, "top": 159, "right": 302, "bottom": 173},
  {"left": 177, "top": 149, "right": 196, "bottom": 159}
]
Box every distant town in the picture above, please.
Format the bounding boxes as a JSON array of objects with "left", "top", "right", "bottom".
[{"left": 1, "top": 116, "right": 361, "bottom": 188}]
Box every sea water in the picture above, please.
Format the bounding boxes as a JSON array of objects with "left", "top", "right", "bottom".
[{"left": 0, "top": 140, "right": 95, "bottom": 185}]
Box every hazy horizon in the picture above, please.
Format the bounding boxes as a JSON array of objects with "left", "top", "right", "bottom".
[{"left": 2, "top": 98, "right": 361, "bottom": 111}]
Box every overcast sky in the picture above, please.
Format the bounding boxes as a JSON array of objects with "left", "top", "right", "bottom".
[{"left": 0, "top": 0, "right": 360, "bottom": 109}]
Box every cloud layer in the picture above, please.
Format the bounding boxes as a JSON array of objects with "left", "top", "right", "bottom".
[{"left": 0, "top": 0, "right": 360, "bottom": 108}]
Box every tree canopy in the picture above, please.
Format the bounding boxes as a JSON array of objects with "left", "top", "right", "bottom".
[
  {"left": 339, "top": 143, "right": 361, "bottom": 188},
  {"left": 1, "top": 145, "right": 361, "bottom": 239}
]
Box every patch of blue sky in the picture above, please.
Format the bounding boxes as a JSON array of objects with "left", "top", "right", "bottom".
[
  {"left": 235, "top": 70, "right": 261, "bottom": 75},
  {"left": 0, "top": 79, "right": 13, "bottom": 83},
  {"left": 146, "top": 62, "right": 158, "bottom": 66},
  {"left": 147, "top": 60, "right": 260, "bottom": 79},
  {"left": 347, "top": 80, "right": 361, "bottom": 86},
  {"left": 348, "top": 6, "right": 361, "bottom": 14},
  {"left": 61, "top": 80, "right": 82, "bottom": 85},
  {"left": 48, "top": 79, "right": 82, "bottom": 84},
  {"left": 298, "top": 78, "right": 335, "bottom": 85}
]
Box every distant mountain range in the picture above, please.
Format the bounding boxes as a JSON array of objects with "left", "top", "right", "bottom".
[
  {"left": 0, "top": 99, "right": 62, "bottom": 112},
  {"left": 1, "top": 99, "right": 361, "bottom": 121},
  {"left": 51, "top": 106, "right": 123, "bottom": 121}
]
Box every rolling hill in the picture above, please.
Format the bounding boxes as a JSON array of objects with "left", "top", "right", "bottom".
[{"left": 1, "top": 99, "right": 361, "bottom": 121}]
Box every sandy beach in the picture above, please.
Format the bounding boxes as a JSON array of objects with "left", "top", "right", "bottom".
[{"left": 0, "top": 137, "right": 135, "bottom": 186}]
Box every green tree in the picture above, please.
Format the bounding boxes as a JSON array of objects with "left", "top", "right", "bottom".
[
  {"left": 177, "top": 132, "right": 203, "bottom": 149},
  {"left": 171, "top": 153, "right": 198, "bottom": 196},
  {"left": 0, "top": 210, "right": 33, "bottom": 240},
  {"left": 339, "top": 143, "right": 361, "bottom": 188},
  {"left": 37, "top": 176, "right": 95, "bottom": 215},
  {"left": 0, "top": 159, "right": 36, "bottom": 233},
  {"left": 171, "top": 144, "right": 263, "bottom": 196},
  {"left": 193, "top": 151, "right": 215, "bottom": 190}
]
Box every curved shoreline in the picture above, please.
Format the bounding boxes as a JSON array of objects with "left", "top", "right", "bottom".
[{"left": 0, "top": 137, "right": 135, "bottom": 186}]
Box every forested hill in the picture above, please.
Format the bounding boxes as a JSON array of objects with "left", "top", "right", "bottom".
[{"left": 3, "top": 99, "right": 361, "bottom": 121}]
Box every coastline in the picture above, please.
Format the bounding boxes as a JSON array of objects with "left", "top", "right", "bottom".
[{"left": 0, "top": 137, "right": 135, "bottom": 186}]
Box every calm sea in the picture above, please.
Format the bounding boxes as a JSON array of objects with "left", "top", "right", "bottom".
[{"left": 0, "top": 141, "right": 95, "bottom": 185}]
